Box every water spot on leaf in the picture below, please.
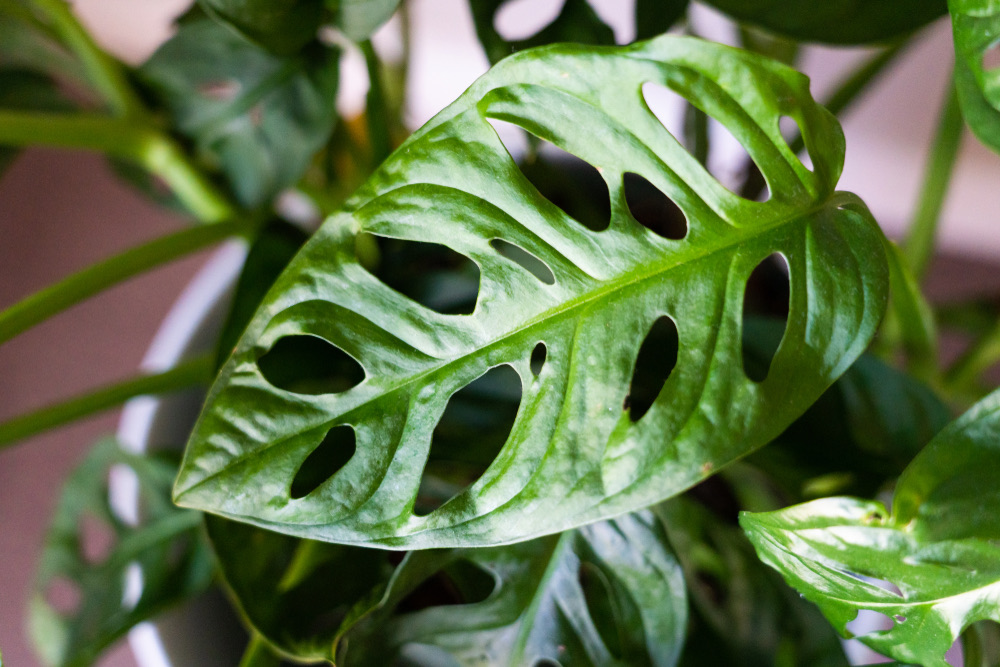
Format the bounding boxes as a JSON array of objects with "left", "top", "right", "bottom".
[
  {"left": 741, "top": 253, "right": 790, "bottom": 383},
  {"left": 530, "top": 342, "right": 547, "bottom": 376},
  {"left": 258, "top": 335, "right": 365, "bottom": 395},
  {"left": 45, "top": 576, "right": 82, "bottom": 614},
  {"left": 494, "top": 0, "right": 563, "bottom": 41},
  {"left": 415, "top": 365, "right": 522, "bottom": 516},
  {"left": 625, "top": 316, "right": 679, "bottom": 422},
  {"left": 290, "top": 425, "right": 356, "bottom": 499},
  {"left": 369, "top": 235, "right": 481, "bottom": 315},
  {"left": 623, "top": 172, "right": 687, "bottom": 240},
  {"left": 779, "top": 115, "right": 813, "bottom": 170},
  {"left": 578, "top": 562, "right": 624, "bottom": 658},
  {"left": 491, "top": 239, "right": 556, "bottom": 284},
  {"left": 983, "top": 40, "right": 1000, "bottom": 71},
  {"left": 486, "top": 118, "right": 611, "bottom": 232}
]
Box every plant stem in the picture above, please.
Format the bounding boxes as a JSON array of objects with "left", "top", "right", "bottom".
[
  {"left": 0, "top": 111, "right": 235, "bottom": 222},
  {"left": 29, "top": 0, "right": 145, "bottom": 118},
  {"left": 0, "top": 220, "right": 246, "bottom": 344},
  {"left": 362, "top": 40, "right": 393, "bottom": 166},
  {"left": 238, "top": 634, "right": 281, "bottom": 667},
  {"left": 903, "top": 77, "right": 964, "bottom": 282},
  {"left": 0, "top": 353, "right": 214, "bottom": 449},
  {"left": 945, "top": 317, "right": 1000, "bottom": 396}
]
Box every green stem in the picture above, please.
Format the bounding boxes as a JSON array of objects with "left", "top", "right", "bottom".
[
  {"left": 29, "top": 0, "right": 145, "bottom": 118},
  {"left": 0, "top": 354, "right": 214, "bottom": 449},
  {"left": 0, "top": 111, "right": 235, "bottom": 222},
  {"left": 903, "top": 77, "right": 964, "bottom": 282},
  {"left": 361, "top": 40, "right": 392, "bottom": 166},
  {"left": 238, "top": 633, "right": 281, "bottom": 667},
  {"left": 945, "top": 318, "right": 1000, "bottom": 396},
  {"left": 0, "top": 220, "right": 246, "bottom": 344}
]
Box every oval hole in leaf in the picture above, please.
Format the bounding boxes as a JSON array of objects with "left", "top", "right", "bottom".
[
  {"left": 79, "top": 514, "right": 115, "bottom": 564},
  {"left": 983, "top": 40, "right": 1000, "bottom": 71},
  {"left": 290, "top": 425, "right": 357, "bottom": 499},
  {"left": 623, "top": 172, "right": 687, "bottom": 240},
  {"left": 493, "top": 0, "right": 563, "bottom": 40},
  {"left": 530, "top": 342, "right": 547, "bottom": 376},
  {"left": 491, "top": 238, "right": 556, "bottom": 284},
  {"left": 45, "top": 576, "right": 82, "bottom": 614},
  {"left": 122, "top": 562, "right": 143, "bottom": 611},
  {"left": 578, "top": 561, "right": 624, "bottom": 659},
  {"left": 486, "top": 117, "right": 611, "bottom": 232},
  {"left": 396, "top": 560, "right": 496, "bottom": 612},
  {"left": 778, "top": 115, "right": 813, "bottom": 170},
  {"left": 533, "top": 660, "right": 562, "bottom": 667},
  {"left": 640, "top": 81, "right": 686, "bottom": 140},
  {"left": 741, "top": 253, "right": 790, "bottom": 383},
  {"left": 258, "top": 335, "right": 365, "bottom": 395},
  {"left": 369, "top": 235, "right": 481, "bottom": 315},
  {"left": 625, "top": 316, "right": 679, "bottom": 422},
  {"left": 414, "top": 365, "right": 523, "bottom": 516}
]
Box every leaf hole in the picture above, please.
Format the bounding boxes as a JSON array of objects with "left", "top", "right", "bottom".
[
  {"left": 414, "top": 365, "right": 523, "bottom": 516},
  {"left": 894, "top": 614, "right": 906, "bottom": 623},
  {"left": 530, "top": 342, "right": 547, "bottom": 376},
  {"left": 625, "top": 316, "right": 679, "bottom": 422},
  {"left": 122, "top": 562, "right": 143, "bottom": 611},
  {"left": 533, "top": 660, "right": 562, "bottom": 667},
  {"left": 367, "top": 235, "right": 481, "bottom": 315},
  {"left": 79, "top": 513, "right": 116, "bottom": 564},
  {"left": 707, "top": 115, "right": 770, "bottom": 201},
  {"left": 578, "top": 562, "right": 624, "bottom": 659},
  {"left": 623, "top": 172, "right": 687, "bottom": 240},
  {"left": 741, "top": 253, "right": 790, "bottom": 383},
  {"left": 491, "top": 239, "right": 556, "bottom": 284},
  {"left": 493, "top": 0, "right": 564, "bottom": 41},
  {"left": 258, "top": 335, "right": 365, "bottom": 395},
  {"left": 486, "top": 118, "right": 611, "bottom": 232},
  {"left": 983, "top": 41, "right": 1000, "bottom": 72},
  {"left": 640, "top": 81, "right": 686, "bottom": 140},
  {"left": 779, "top": 115, "right": 813, "bottom": 170},
  {"left": 290, "top": 425, "right": 357, "bottom": 499},
  {"left": 44, "top": 576, "right": 82, "bottom": 615},
  {"left": 396, "top": 560, "right": 496, "bottom": 612}
]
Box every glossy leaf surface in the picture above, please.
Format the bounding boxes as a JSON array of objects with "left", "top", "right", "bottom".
[
  {"left": 949, "top": 0, "right": 1000, "bottom": 153},
  {"left": 702, "top": 0, "right": 947, "bottom": 44},
  {"left": 343, "top": 511, "right": 687, "bottom": 666},
  {"left": 29, "top": 439, "right": 214, "bottom": 667},
  {"left": 139, "top": 18, "right": 339, "bottom": 207},
  {"left": 176, "top": 36, "right": 888, "bottom": 548},
  {"left": 742, "top": 390, "right": 1000, "bottom": 667}
]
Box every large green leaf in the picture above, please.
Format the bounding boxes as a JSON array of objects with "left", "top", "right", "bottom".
[
  {"left": 949, "top": 0, "right": 1000, "bottom": 153},
  {"left": 139, "top": 18, "right": 340, "bottom": 208},
  {"left": 29, "top": 439, "right": 214, "bottom": 667},
  {"left": 702, "top": 0, "right": 947, "bottom": 44},
  {"left": 741, "top": 390, "right": 1000, "bottom": 667},
  {"left": 343, "top": 511, "right": 687, "bottom": 666},
  {"left": 175, "top": 35, "right": 888, "bottom": 548}
]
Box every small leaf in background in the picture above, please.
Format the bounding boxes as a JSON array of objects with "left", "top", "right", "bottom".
[
  {"left": 139, "top": 18, "right": 340, "bottom": 208},
  {"left": 742, "top": 389, "right": 1000, "bottom": 667},
  {"left": 949, "top": 0, "right": 1000, "bottom": 153},
  {"left": 198, "top": 0, "right": 326, "bottom": 55},
  {"left": 29, "top": 438, "right": 214, "bottom": 667},
  {"left": 175, "top": 35, "right": 888, "bottom": 549},
  {"left": 701, "top": 0, "right": 947, "bottom": 44},
  {"left": 635, "top": 0, "right": 690, "bottom": 42},
  {"left": 0, "top": 1, "right": 91, "bottom": 93},
  {"left": 658, "top": 499, "right": 849, "bottom": 667},
  {"left": 328, "top": 0, "right": 403, "bottom": 43},
  {"left": 343, "top": 511, "right": 687, "bottom": 666}
]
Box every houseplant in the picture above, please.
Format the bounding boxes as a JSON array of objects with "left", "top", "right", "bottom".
[{"left": 4, "top": 0, "right": 1000, "bottom": 665}]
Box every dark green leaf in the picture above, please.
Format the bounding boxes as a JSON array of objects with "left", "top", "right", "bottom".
[
  {"left": 176, "top": 36, "right": 888, "bottom": 548},
  {"left": 0, "top": 1, "right": 90, "bottom": 90},
  {"left": 198, "top": 0, "right": 326, "bottom": 55},
  {"left": 949, "top": 0, "right": 1000, "bottom": 153},
  {"left": 470, "top": 0, "right": 616, "bottom": 64},
  {"left": 635, "top": 0, "right": 689, "bottom": 41},
  {"left": 742, "top": 389, "right": 1000, "bottom": 667},
  {"left": 0, "top": 68, "right": 72, "bottom": 176},
  {"left": 343, "top": 511, "right": 687, "bottom": 666},
  {"left": 139, "top": 18, "right": 340, "bottom": 207},
  {"left": 701, "top": 0, "right": 947, "bottom": 44},
  {"left": 29, "top": 439, "right": 214, "bottom": 667},
  {"left": 658, "top": 499, "right": 849, "bottom": 667}
]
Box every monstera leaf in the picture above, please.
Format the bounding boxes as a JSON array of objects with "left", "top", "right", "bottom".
[
  {"left": 175, "top": 36, "right": 888, "bottom": 548},
  {"left": 742, "top": 390, "right": 1000, "bottom": 667},
  {"left": 139, "top": 18, "right": 340, "bottom": 207},
  {"left": 702, "top": 0, "right": 947, "bottom": 44},
  {"left": 949, "top": 0, "right": 1000, "bottom": 153},
  {"left": 197, "top": 0, "right": 326, "bottom": 55}
]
